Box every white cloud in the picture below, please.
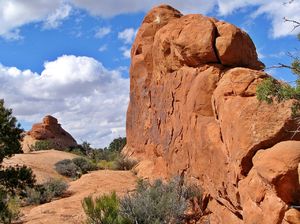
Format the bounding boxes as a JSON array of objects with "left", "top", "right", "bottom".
[
  {"left": 98, "top": 44, "right": 107, "bottom": 52},
  {"left": 118, "top": 28, "right": 137, "bottom": 59},
  {"left": 251, "top": 1, "right": 300, "bottom": 38},
  {"left": 118, "top": 28, "right": 137, "bottom": 44},
  {"left": 256, "top": 48, "right": 265, "bottom": 60},
  {"left": 0, "top": 0, "right": 62, "bottom": 38},
  {"left": 71, "top": 0, "right": 216, "bottom": 17},
  {"left": 1, "top": 28, "right": 23, "bottom": 41},
  {"left": 120, "top": 47, "right": 131, "bottom": 58},
  {"left": 0, "top": 0, "right": 298, "bottom": 39},
  {"left": 43, "top": 4, "right": 72, "bottom": 29},
  {"left": 95, "top": 27, "right": 111, "bottom": 38},
  {"left": 0, "top": 55, "right": 129, "bottom": 147}
]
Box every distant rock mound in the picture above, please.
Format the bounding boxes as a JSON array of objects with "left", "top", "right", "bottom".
[
  {"left": 124, "top": 4, "right": 300, "bottom": 224},
  {"left": 22, "top": 115, "right": 77, "bottom": 152}
]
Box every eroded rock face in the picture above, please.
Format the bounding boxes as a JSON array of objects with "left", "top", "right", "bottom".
[
  {"left": 125, "top": 4, "right": 300, "bottom": 223},
  {"left": 22, "top": 115, "right": 77, "bottom": 152}
]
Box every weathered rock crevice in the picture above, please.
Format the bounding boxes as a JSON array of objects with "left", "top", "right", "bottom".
[{"left": 125, "top": 4, "right": 300, "bottom": 224}]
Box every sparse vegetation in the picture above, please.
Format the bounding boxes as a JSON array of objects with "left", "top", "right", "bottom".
[
  {"left": 25, "top": 179, "right": 68, "bottom": 205},
  {"left": 115, "top": 155, "right": 137, "bottom": 171},
  {"left": 82, "top": 178, "right": 203, "bottom": 224},
  {"left": 82, "top": 192, "right": 131, "bottom": 224},
  {"left": 97, "top": 160, "right": 116, "bottom": 170},
  {"left": 30, "top": 140, "right": 54, "bottom": 151},
  {"left": 67, "top": 137, "right": 136, "bottom": 171},
  {"left": 55, "top": 159, "right": 82, "bottom": 178},
  {"left": 55, "top": 157, "right": 97, "bottom": 178},
  {"left": 120, "top": 178, "right": 188, "bottom": 224},
  {"left": 0, "top": 188, "right": 21, "bottom": 224},
  {"left": 72, "top": 157, "right": 97, "bottom": 174},
  {"left": 256, "top": 16, "right": 300, "bottom": 117},
  {"left": 0, "top": 99, "right": 36, "bottom": 223}
]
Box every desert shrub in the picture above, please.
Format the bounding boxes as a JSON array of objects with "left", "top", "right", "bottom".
[
  {"left": 120, "top": 178, "right": 188, "bottom": 224},
  {"left": 72, "top": 157, "right": 97, "bottom": 174},
  {"left": 0, "top": 165, "right": 36, "bottom": 195},
  {"left": 82, "top": 192, "right": 130, "bottom": 224},
  {"left": 67, "top": 147, "right": 86, "bottom": 156},
  {"left": 0, "top": 188, "right": 20, "bottom": 224},
  {"left": 30, "top": 140, "right": 54, "bottom": 151},
  {"left": 0, "top": 99, "right": 36, "bottom": 223},
  {"left": 115, "top": 156, "right": 137, "bottom": 171},
  {"left": 43, "top": 178, "right": 68, "bottom": 197},
  {"left": 256, "top": 78, "right": 300, "bottom": 103},
  {"left": 55, "top": 159, "right": 81, "bottom": 178},
  {"left": 68, "top": 141, "right": 92, "bottom": 156},
  {"left": 26, "top": 179, "right": 68, "bottom": 205},
  {"left": 184, "top": 184, "right": 203, "bottom": 201},
  {"left": 256, "top": 78, "right": 300, "bottom": 117},
  {"left": 97, "top": 160, "right": 116, "bottom": 170},
  {"left": 108, "top": 137, "right": 126, "bottom": 153},
  {"left": 25, "top": 187, "right": 42, "bottom": 205}
]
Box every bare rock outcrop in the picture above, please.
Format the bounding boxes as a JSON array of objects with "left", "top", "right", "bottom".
[
  {"left": 124, "top": 5, "right": 300, "bottom": 223},
  {"left": 22, "top": 115, "right": 77, "bottom": 152}
]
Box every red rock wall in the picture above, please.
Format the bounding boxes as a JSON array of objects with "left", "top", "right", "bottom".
[{"left": 124, "top": 5, "right": 300, "bottom": 223}]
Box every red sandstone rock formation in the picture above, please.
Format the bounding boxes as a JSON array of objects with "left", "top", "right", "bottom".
[
  {"left": 22, "top": 115, "right": 77, "bottom": 152},
  {"left": 124, "top": 5, "right": 300, "bottom": 223}
]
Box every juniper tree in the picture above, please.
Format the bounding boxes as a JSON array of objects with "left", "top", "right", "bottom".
[
  {"left": 0, "top": 99, "right": 35, "bottom": 223},
  {"left": 256, "top": 17, "right": 300, "bottom": 114}
]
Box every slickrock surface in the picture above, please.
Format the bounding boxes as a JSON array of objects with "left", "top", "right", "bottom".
[
  {"left": 22, "top": 115, "right": 77, "bottom": 152},
  {"left": 21, "top": 171, "right": 137, "bottom": 224},
  {"left": 124, "top": 4, "right": 300, "bottom": 223},
  {"left": 3, "top": 149, "right": 78, "bottom": 183}
]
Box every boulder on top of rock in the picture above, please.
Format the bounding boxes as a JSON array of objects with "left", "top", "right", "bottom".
[
  {"left": 125, "top": 4, "right": 299, "bottom": 224},
  {"left": 22, "top": 115, "right": 77, "bottom": 152}
]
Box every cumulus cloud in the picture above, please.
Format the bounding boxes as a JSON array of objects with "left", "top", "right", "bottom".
[
  {"left": 0, "top": 0, "right": 298, "bottom": 39},
  {"left": 0, "top": 55, "right": 129, "bottom": 147},
  {"left": 120, "top": 47, "right": 131, "bottom": 59},
  {"left": 95, "top": 27, "right": 111, "bottom": 38},
  {"left": 251, "top": 1, "right": 300, "bottom": 38},
  {"left": 71, "top": 0, "right": 216, "bottom": 17},
  {"left": 43, "top": 4, "right": 72, "bottom": 29},
  {"left": 118, "top": 28, "right": 137, "bottom": 59},
  {"left": 118, "top": 28, "right": 137, "bottom": 44},
  {"left": 0, "top": 0, "right": 62, "bottom": 39}
]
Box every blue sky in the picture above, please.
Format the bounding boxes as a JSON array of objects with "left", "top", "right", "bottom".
[{"left": 0, "top": 0, "right": 299, "bottom": 147}]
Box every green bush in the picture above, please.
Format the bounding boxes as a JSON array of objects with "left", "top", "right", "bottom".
[
  {"left": 0, "top": 188, "right": 20, "bottom": 224},
  {"left": 82, "top": 192, "right": 130, "bottom": 224},
  {"left": 55, "top": 159, "right": 81, "bottom": 178},
  {"left": 256, "top": 78, "right": 300, "bottom": 104},
  {"left": 0, "top": 99, "right": 36, "bottom": 223},
  {"left": 115, "top": 156, "right": 137, "bottom": 171},
  {"left": 108, "top": 137, "right": 126, "bottom": 153},
  {"left": 30, "top": 140, "right": 54, "bottom": 151},
  {"left": 26, "top": 179, "right": 68, "bottom": 205},
  {"left": 120, "top": 178, "right": 188, "bottom": 224},
  {"left": 0, "top": 165, "right": 36, "bottom": 195},
  {"left": 97, "top": 160, "right": 116, "bottom": 170},
  {"left": 72, "top": 157, "right": 97, "bottom": 174}
]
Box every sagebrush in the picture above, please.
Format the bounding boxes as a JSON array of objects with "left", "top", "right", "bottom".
[{"left": 82, "top": 192, "right": 130, "bottom": 224}]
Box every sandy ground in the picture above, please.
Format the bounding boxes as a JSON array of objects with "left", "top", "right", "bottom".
[
  {"left": 3, "top": 150, "right": 137, "bottom": 223},
  {"left": 20, "top": 170, "right": 137, "bottom": 224},
  {"left": 3, "top": 149, "right": 78, "bottom": 183}
]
